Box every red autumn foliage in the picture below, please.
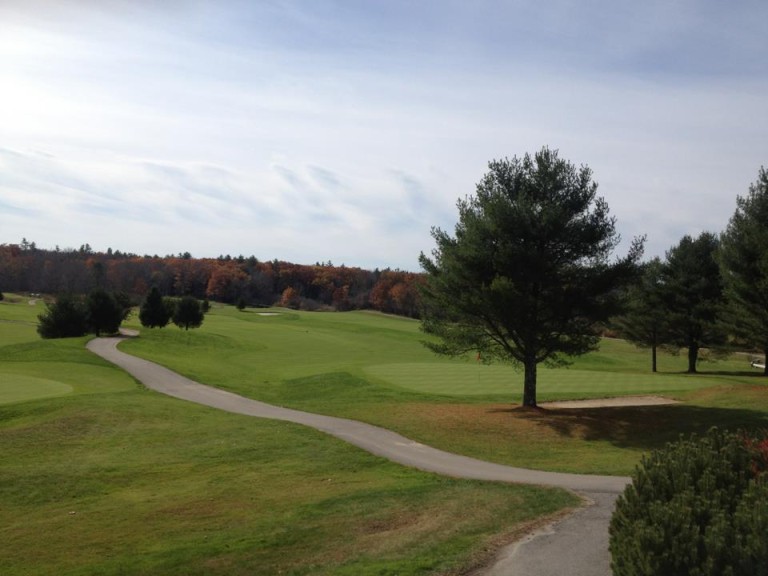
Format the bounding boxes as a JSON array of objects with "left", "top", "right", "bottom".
[
  {"left": 744, "top": 432, "right": 768, "bottom": 477},
  {"left": 0, "top": 241, "right": 424, "bottom": 317}
]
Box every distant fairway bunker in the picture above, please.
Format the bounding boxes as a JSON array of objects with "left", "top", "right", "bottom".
[
  {"left": 365, "top": 362, "right": 719, "bottom": 399},
  {"left": 0, "top": 373, "right": 73, "bottom": 405}
]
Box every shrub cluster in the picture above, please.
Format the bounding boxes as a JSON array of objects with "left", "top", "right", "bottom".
[
  {"left": 138, "top": 288, "right": 205, "bottom": 331},
  {"left": 37, "top": 290, "right": 132, "bottom": 338},
  {"left": 610, "top": 428, "right": 768, "bottom": 576}
]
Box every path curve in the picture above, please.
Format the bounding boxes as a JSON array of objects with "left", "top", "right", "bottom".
[
  {"left": 87, "top": 335, "right": 629, "bottom": 575},
  {"left": 88, "top": 336, "right": 628, "bottom": 493}
]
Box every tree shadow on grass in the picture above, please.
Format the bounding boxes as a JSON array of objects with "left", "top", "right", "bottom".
[{"left": 489, "top": 404, "right": 768, "bottom": 452}]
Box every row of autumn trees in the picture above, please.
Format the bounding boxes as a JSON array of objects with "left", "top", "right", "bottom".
[{"left": 0, "top": 244, "right": 422, "bottom": 317}]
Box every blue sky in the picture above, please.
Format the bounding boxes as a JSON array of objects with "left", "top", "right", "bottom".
[{"left": 1, "top": 1, "right": 766, "bottom": 270}]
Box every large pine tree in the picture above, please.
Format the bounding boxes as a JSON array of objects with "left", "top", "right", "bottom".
[
  {"left": 613, "top": 258, "right": 667, "bottom": 372},
  {"left": 419, "top": 147, "right": 643, "bottom": 407}
]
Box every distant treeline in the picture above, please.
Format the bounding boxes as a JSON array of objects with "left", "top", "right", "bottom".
[{"left": 0, "top": 240, "right": 423, "bottom": 317}]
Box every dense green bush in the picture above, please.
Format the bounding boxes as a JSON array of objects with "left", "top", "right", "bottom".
[
  {"left": 172, "top": 295, "right": 205, "bottom": 331},
  {"left": 37, "top": 290, "right": 131, "bottom": 339},
  {"left": 139, "top": 286, "right": 171, "bottom": 328},
  {"left": 37, "top": 294, "right": 89, "bottom": 338},
  {"left": 610, "top": 428, "right": 768, "bottom": 576},
  {"left": 86, "top": 289, "right": 124, "bottom": 336}
]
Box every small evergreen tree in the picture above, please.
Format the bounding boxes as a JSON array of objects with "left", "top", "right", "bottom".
[
  {"left": 139, "top": 286, "right": 171, "bottom": 328},
  {"left": 613, "top": 258, "right": 668, "bottom": 372},
  {"left": 172, "top": 295, "right": 204, "bottom": 331},
  {"left": 163, "top": 297, "right": 178, "bottom": 321},
  {"left": 37, "top": 294, "right": 88, "bottom": 338},
  {"left": 86, "top": 289, "right": 124, "bottom": 336},
  {"left": 113, "top": 291, "right": 133, "bottom": 322},
  {"left": 660, "top": 232, "right": 727, "bottom": 373}
]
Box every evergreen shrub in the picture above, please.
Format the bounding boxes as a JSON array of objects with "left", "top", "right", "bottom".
[
  {"left": 610, "top": 428, "right": 768, "bottom": 576},
  {"left": 37, "top": 294, "right": 89, "bottom": 338}
]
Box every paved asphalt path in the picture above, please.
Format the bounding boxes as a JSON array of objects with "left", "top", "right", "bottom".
[
  {"left": 476, "top": 491, "right": 620, "bottom": 576},
  {"left": 88, "top": 336, "right": 630, "bottom": 575}
]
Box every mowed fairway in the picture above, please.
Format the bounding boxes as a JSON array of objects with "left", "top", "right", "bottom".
[
  {"left": 0, "top": 297, "right": 576, "bottom": 576},
  {"left": 122, "top": 305, "right": 768, "bottom": 475}
]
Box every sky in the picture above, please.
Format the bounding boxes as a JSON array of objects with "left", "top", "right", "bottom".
[{"left": 1, "top": 1, "right": 766, "bottom": 271}]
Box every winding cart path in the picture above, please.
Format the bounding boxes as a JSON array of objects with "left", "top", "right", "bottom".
[{"left": 88, "top": 335, "right": 629, "bottom": 575}]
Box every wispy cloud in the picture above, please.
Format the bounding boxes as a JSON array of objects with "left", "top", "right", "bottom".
[{"left": 0, "top": 1, "right": 766, "bottom": 268}]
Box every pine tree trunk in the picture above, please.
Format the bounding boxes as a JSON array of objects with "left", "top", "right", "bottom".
[
  {"left": 687, "top": 343, "right": 698, "bottom": 374},
  {"left": 523, "top": 356, "right": 537, "bottom": 407}
]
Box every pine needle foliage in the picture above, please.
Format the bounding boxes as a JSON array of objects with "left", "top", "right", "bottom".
[
  {"left": 419, "top": 147, "right": 643, "bottom": 406},
  {"left": 610, "top": 428, "right": 768, "bottom": 576}
]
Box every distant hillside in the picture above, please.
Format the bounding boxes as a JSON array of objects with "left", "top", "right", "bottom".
[{"left": 0, "top": 241, "right": 422, "bottom": 317}]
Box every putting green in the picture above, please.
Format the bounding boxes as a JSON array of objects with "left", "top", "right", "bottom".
[
  {"left": 366, "top": 362, "right": 717, "bottom": 397},
  {"left": 0, "top": 374, "right": 74, "bottom": 405}
]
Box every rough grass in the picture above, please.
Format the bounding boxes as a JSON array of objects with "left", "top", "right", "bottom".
[
  {"left": 3, "top": 394, "right": 575, "bottom": 575},
  {"left": 0, "top": 296, "right": 577, "bottom": 575}
]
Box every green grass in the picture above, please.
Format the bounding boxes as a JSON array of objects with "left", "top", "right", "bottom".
[
  {"left": 124, "top": 306, "right": 762, "bottom": 403},
  {"left": 0, "top": 373, "right": 73, "bottom": 404},
  {"left": 5, "top": 296, "right": 768, "bottom": 574},
  {"left": 0, "top": 296, "right": 576, "bottom": 575},
  {"left": 120, "top": 305, "right": 768, "bottom": 475},
  {"left": 0, "top": 295, "right": 45, "bottom": 346},
  {"left": 365, "top": 361, "right": 719, "bottom": 397}
]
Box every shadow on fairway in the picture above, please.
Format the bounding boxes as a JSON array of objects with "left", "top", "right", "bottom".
[{"left": 492, "top": 404, "right": 768, "bottom": 452}]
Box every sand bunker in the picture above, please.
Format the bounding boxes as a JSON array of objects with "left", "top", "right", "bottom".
[{"left": 540, "top": 395, "right": 680, "bottom": 409}]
